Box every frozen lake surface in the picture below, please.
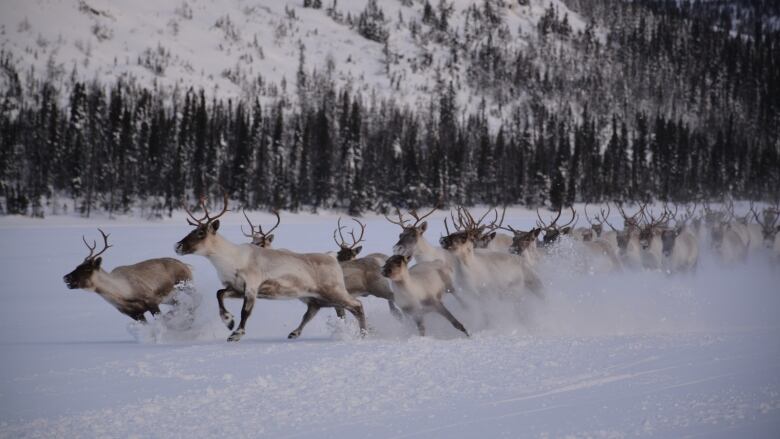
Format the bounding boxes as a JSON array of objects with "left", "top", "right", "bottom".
[{"left": 1, "top": 207, "right": 778, "bottom": 438}]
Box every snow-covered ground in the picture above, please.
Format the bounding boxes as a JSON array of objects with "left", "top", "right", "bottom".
[
  {"left": 1, "top": 206, "right": 779, "bottom": 438},
  {"left": 0, "top": 0, "right": 583, "bottom": 119}
]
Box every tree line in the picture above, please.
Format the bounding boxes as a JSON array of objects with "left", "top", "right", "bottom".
[{"left": 0, "top": 0, "right": 778, "bottom": 217}]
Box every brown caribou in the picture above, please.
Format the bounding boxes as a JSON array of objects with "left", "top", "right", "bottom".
[{"left": 64, "top": 228, "right": 193, "bottom": 322}]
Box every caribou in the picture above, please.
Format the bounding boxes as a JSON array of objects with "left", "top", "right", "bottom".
[
  {"left": 537, "top": 206, "right": 621, "bottom": 273},
  {"left": 572, "top": 204, "right": 610, "bottom": 242},
  {"left": 709, "top": 217, "right": 748, "bottom": 265},
  {"left": 659, "top": 223, "right": 699, "bottom": 273},
  {"left": 386, "top": 206, "right": 453, "bottom": 264},
  {"left": 602, "top": 206, "right": 643, "bottom": 269},
  {"left": 536, "top": 206, "right": 578, "bottom": 248},
  {"left": 332, "top": 217, "right": 402, "bottom": 320},
  {"left": 175, "top": 194, "right": 366, "bottom": 341},
  {"left": 470, "top": 208, "right": 514, "bottom": 252},
  {"left": 210, "top": 208, "right": 280, "bottom": 330},
  {"left": 63, "top": 228, "right": 193, "bottom": 322},
  {"left": 724, "top": 201, "right": 752, "bottom": 248},
  {"left": 496, "top": 223, "right": 544, "bottom": 267},
  {"left": 440, "top": 208, "right": 543, "bottom": 297},
  {"left": 637, "top": 208, "right": 669, "bottom": 270},
  {"left": 381, "top": 255, "right": 469, "bottom": 337},
  {"left": 241, "top": 208, "right": 281, "bottom": 248},
  {"left": 750, "top": 204, "right": 780, "bottom": 251}
]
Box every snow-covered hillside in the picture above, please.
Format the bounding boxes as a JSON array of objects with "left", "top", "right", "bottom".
[
  {"left": 0, "top": 0, "right": 583, "bottom": 114},
  {"left": 1, "top": 206, "right": 779, "bottom": 437}
]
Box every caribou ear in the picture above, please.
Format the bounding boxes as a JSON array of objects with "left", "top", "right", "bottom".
[
  {"left": 532, "top": 228, "right": 542, "bottom": 238},
  {"left": 210, "top": 220, "right": 220, "bottom": 233},
  {"left": 354, "top": 245, "right": 362, "bottom": 256},
  {"left": 561, "top": 226, "right": 572, "bottom": 235},
  {"left": 92, "top": 257, "right": 102, "bottom": 269},
  {"left": 419, "top": 221, "right": 428, "bottom": 232},
  {"left": 402, "top": 255, "right": 409, "bottom": 264},
  {"left": 266, "top": 234, "right": 274, "bottom": 244},
  {"left": 487, "top": 232, "right": 496, "bottom": 240}
]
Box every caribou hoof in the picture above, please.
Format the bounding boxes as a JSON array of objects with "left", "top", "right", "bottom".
[
  {"left": 227, "top": 329, "right": 244, "bottom": 342},
  {"left": 221, "top": 313, "right": 235, "bottom": 330},
  {"left": 287, "top": 331, "right": 301, "bottom": 339}
]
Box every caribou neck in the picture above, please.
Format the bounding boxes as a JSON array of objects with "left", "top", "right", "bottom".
[
  {"left": 390, "top": 267, "right": 412, "bottom": 288},
  {"left": 91, "top": 269, "right": 134, "bottom": 306},
  {"left": 204, "top": 234, "right": 255, "bottom": 277}
]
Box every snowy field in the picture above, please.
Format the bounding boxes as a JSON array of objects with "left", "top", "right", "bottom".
[{"left": 1, "top": 206, "right": 779, "bottom": 438}]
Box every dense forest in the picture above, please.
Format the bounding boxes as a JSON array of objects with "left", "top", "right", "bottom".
[{"left": 1, "top": 0, "right": 778, "bottom": 217}]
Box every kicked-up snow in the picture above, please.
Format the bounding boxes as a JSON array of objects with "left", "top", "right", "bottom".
[{"left": 0, "top": 206, "right": 779, "bottom": 438}]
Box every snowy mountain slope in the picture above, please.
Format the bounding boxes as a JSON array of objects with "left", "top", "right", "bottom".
[
  {"left": 0, "top": 0, "right": 585, "bottom": 114},
  {"left": 1, "top": 207, "right": 779, "bottom": 437}
]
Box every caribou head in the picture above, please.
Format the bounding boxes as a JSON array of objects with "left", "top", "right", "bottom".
[
  {"left": 617, "top": 203, "right": 644, "bottom": 232},
  {"left": 536, "top": 206, "right": 577, "bottom": 247},
  {"left": 175, "top": 193, "right": 230, "bottom": 256},
  {"left": 584, "top": 203, "right": 609, "bottom": 238},
  {"left": 386, "top": 205, "right": 438, "bottom": 258},
  {"left": 471, "top": 207, "right": 505, "bottom": 249},
  {"left": 381, "top": 254, "right": 409, "bottom": 281},
  {"left": 638, "top": 208, "right": 669, "bottom": 250},
  {"left": 333, "top": 217, "right": 366, "bottom": 262},
  {"left": 599, "top": 212, "right": 634, "bottom": 255},
  {"left": 63, "top": 228, "right": 113, "bottom": 290},
  {"left": 242, "top": 209, "right": 280, "bottom": 248},
  {"left": 751, "top": 204, "right": 780, "bottom": 248},
  {"left": 703, "top": 203, "right": 726, "bottom": 226},
  {"left": 660, "top": 226, "right": 685, "bottom": 257},
  {"left": 497, "top": 224, "right": 542, "bottom": 256},
  {"left": 438, "top": 207, "right": 487, "bottom": 255}
]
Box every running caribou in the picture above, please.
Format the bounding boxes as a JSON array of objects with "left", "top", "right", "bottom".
[
  {"left": 381, "top": 255, "right": 469, "bottom": 337},
  {"left": 332, "top": 217, "right": 403, "bottom": 320},
  {"left": 63, "top": 228, "right": 193, "bottom": 322},
  {"left": 175, "top": 194, "right": 366, "bottom": 341}
]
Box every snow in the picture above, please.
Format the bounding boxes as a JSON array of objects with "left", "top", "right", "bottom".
[
  {"left": 1, "top": 205, "right": 779, "bottom": 437},
  {"left": 0, "top": 0, "right": 586, "bottom": 122}
]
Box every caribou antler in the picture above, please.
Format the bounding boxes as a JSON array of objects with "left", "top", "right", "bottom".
[
  {"left": 185, "top": 192, "right": 230, "bottom": 226},
  {"left": 486, "top": 207, "right": 507, "bottom": 231},
  {"left": 602, "top": 214, "right": 619, "bottom": 232},
  {"left": 408, "top": 205, "right": 438, "bottom": 227},
  {"left": 644, "top": 207, "right": 669, "bottom": 229},
  {"left": 333, "top": 217, "right": 366, "bottom": 249},
  {"left": 384, "top": 207, "right": 411, "bottom": 228},
  {"left": 752, "top": 203, "right": 780, "bottom": 230},
  {"left": 242, "top": 209, "right": 281, "bottom": 240},
  {"left": 82, "top": 228, "right": 112, "bottom": 261},
  {"left": 560, "top": 206, "right": 578, "bottom": 228},
  {"left": 584, "top": 203, "right": 596, "bottom": 226},
  {"left": 457, "top": 206, "right": 493, "bottom": 233},
  {"left": 598, "top": 204, "right": 611, "bottom": 225},
  {"left": 536, "top": 206, "right": 563, "bottom": 229}
]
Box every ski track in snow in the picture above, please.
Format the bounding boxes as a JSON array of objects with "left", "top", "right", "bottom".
[{"left": 1, "top": 207, "right": 779, "bottom": 438}]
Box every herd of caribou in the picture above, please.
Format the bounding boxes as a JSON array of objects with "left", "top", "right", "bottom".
[{"left": 63, "top": 196, "right": 780, "bottom": 340}]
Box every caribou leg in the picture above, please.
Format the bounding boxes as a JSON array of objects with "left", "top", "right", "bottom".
[
  {"left": 343, "top": 298, "right": 367, "bottom": 336},
  {"left": 434, "top": 303, "right": 469, "bottom": 337},
  {"left": 387, "top": 300, "right": 403, "bottom": 321},
  {"left": 288, "top": 299, "right": 322, "bottom": 339},
  {"left": 148, "top": 304, "right": 162, "bottom": 316},
  {"left": 414, "top": 314, "right": 426, "bottom": 336},
  {"left": 217, "top": 287, "right": 242, "bottom": 330},
  {"left": 228, "top": 292, "right": 256, "bottom": 342}
]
